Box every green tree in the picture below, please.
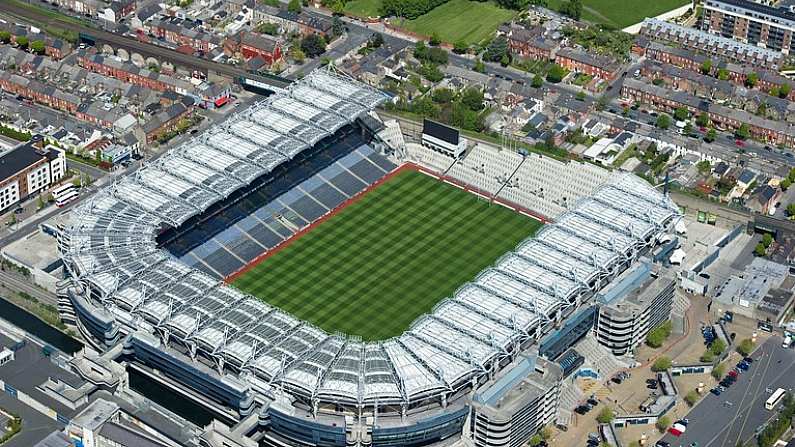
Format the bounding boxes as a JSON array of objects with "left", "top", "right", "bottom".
[
  {"left": 712, "top": 363, "right": 726, "bottom": 380},
  {"left": 546, "top": 64, "right": 566, "bottom": 83},
  {"left": 735, "top": 123, "right": 750, "bottom": 140},
  {"left": 426, "top": 47, "right": 448, "bottom": 65},
  {"left": 559, "top": 0, "right": 582, "bottom": 19},
  {"left": 787, "top": 203, "right": 795, "bottom": 217},
  {"left": 596, "top": 407, "right": 614, "bottom": 424},
  {"left": 368, "top": 32, "right": 384, "bottom": 49},
  {"left": 700, "top": 350, "right": 715, "bottom": 362},
  {"left": 531, "top": 74, "right": 543, "bottom": 88},
  {"left": 576, "top": 90, "right": 586, "bottom": 101},
  {"left": 737, "top": 338, "right": 755, "bottom": 356},
  {"left": 710, "top": 338, "right": 727, "bottom": 356},
  {"left": 780, "top": 83, "right": 791, "bottom": 98},
  {"left": 453, "top": 40, "right": 468, "bottom": 54},
  {"left": 257, "top": 22, "right": 279, "bottom": 35},
  {"left": 15, "top": 36, "right": 28, "bottom": 50},
  {"left": 755, "top": 242, "right": 767, "bottom": 256},
  {"left": 696, "top": 160, "right": 711, "bottom": 175},
  {"left": 300, "top": 33, "right": 327, "bottom": 58},
  {"left": 762, "top": 233, "right": 774, "bottom": 248},
  {"left": 717, "top": 68, "right": 729, "bottom": 80},
  {"left": 413, "top": 40, "right": 428, "bottom": 60},
  {"left": 705, "top": 128, "right": 717, "bottom": 142},
  {"left": 646, "top": 321, "right": 673, "bottom": 348},
  {"left": 461, "top": 87, "right": 484, "bottom": 111},
  {"left": 656, "top": 415, "right": 671, "bottom": 433},
  {"left": 781, "top": 178, "right": 791, "bottom": 191},
  {"left": 418, "top": 63, "right": 443, "bottom": 82},
  {"left": 332, "top": 17, "right": 345, "bottom": 36},
  {"left": 291, "top": 46, "right": 306, "bottom": 63},
  {"left": 473, "top": 59, "right": 485, "bottom": 73},
  {"left": 429, "top": 32, "right": 441, "bottom": 46},
  {"left": 696, "top": 112, "right": 710, "bottom": 127},
  {"left": 431, "top": 87, "right": 454, "bottom": 104},
  {"left": 328, "top": 0, "right": 344, "bottom": 14},
  {"left": 673, "top": 107, "right": 689, "bottom": 121},
  {"left": 685, "top": 390, "right": 699, "bottom": 406},
  {"left": 700, "top": 58, "right": 712, "bottom": 75},
  {"left": 656, "top": 113, "right": 672, "bottom": 129},
  {"left": 30, "top": 40, "right": 45, "bottom": 55},
  {"left": 652, "top": 356, "right": 672, "bottom": 372},
  {"left": 483, "top": 36, "right": 509, "bottom": 63},
  {"left": 745, "top": 72, "right": 759, "bottom": 87},
  {"left": 288, "top": 0, "right": 302, "bottom": 13},
  {"left": 0, "top": 31, "right": 10, "bottom": 44}
]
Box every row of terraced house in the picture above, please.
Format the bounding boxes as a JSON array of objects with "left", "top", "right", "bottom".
[
  {"left": 634, "top": 39, "right": 795, "bottom": 101},
  {"left": 622, "top": 78, "right": 795, "bottom": 146}
]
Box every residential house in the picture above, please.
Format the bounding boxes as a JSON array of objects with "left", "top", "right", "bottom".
[
  {"left": 621, "top": 78, "right": 795, "bottom": 147},
  {"left": 747, "top": 184, "right": 781, "bottom": 214},
  {"left": 508, "top": 27, "right": 559, "bottom": 61},
  {"left": 143, "top": 102, "right": 191, "bottom": 143},
  {"left": 238, "top": 32, "right": 283, "bottom": 65},
  {"left": 555, "top": 48, "right": 620, "bottom": 81}
]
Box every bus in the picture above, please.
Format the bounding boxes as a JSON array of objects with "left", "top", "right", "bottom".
[
  {"left": 766, "top": 388, "right": 786, "bottom": 410},
  {"left": 51, "top": 184, "right": 78, "bottom": 207}
]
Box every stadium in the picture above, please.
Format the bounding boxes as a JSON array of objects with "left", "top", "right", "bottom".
[{"left": 58, "top": 67, "right": 682, "bottom": 447}]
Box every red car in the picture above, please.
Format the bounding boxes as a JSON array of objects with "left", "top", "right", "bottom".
[
  {"left": 735, "top": 139, "right": 745, "bottom": 147},
  {"left": 728, "top": 370, "right": 738, "bottom": 378}
]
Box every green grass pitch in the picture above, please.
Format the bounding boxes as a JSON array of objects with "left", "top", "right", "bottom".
[{"left": 232, "top": 169, "right": 542, "bottom": 341}]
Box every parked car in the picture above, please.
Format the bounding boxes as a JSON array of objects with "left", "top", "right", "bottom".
[{"left": 711, "top": 387, "right": 722, "bottom": 396}]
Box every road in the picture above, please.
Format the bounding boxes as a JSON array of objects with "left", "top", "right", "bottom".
[
  {"left": 0, "top": 1, "right": 289, "bottom": 88},
  {"left": 660, "top": 336, "right": 795, "bottom": 447}
]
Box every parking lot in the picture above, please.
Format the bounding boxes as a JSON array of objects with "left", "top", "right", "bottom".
[{"left": 660, "top": 335, "right": 795, "bottom": 447}]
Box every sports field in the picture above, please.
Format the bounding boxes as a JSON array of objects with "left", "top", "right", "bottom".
[
  {"left": 546, "top": 0, "right": 689, "bottom": 28},
  {"left": 343, "top": 0, "right": 382, "bottom": 18},
  {"left": 232, "top": 169, "right": 541, "bottom": 341},
  {"left": 402, "top": 0, "right": 516, "bottom": 45}
]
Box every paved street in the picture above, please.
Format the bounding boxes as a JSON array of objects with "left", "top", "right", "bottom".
[{"left": 660, "top": 336, "right": 795, "bottom": 447}]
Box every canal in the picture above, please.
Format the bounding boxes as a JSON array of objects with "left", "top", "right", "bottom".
[
  {"left": 0, "top": 295, "right": 217, "bottom": 427},
  {"left": 0, "top": 295, "right": 82, "bottom": 353}
]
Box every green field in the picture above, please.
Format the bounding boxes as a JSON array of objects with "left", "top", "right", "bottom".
[
  {"left": 343, "top": 0, "right": 383, "bottom": 18},
  {"left": 547, "top": 0, "right": 689, "bottom": 28},
  {"left": 400, "top": 0, "right": 516, "bottom": 45},
  {"left": 232, "top": 170, "right": 541, "bottom": 341}
]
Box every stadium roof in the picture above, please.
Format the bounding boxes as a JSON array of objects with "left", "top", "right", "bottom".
[{"left": 61, "top": 67, "right": 681, "bottom": 410}]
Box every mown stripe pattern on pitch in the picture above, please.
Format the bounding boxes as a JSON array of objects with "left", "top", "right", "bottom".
[{"left": 232, "top": 170, "right": 542, "bottom": 341}]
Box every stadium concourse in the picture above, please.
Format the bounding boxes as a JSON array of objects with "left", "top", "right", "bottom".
[{"left": 58, "top": 67, "right": 682, "bottom": 446}]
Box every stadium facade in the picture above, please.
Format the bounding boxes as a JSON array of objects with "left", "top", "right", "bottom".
[{"left": 58, "top": 67, "right": 682, "bottom": 447}]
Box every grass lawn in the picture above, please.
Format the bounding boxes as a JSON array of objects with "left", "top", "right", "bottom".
[
  {"left": 547, "top": 0, "right": 689, "bottom": 28},
  {"left": 400, "top": 0, "right": 516, "bottom": 45},
  {"left": 343, "top": 0, "right": 382, "bottom": 18},
  {"left": 232, "top": 170, "right": 541, "bottom": 341}
]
